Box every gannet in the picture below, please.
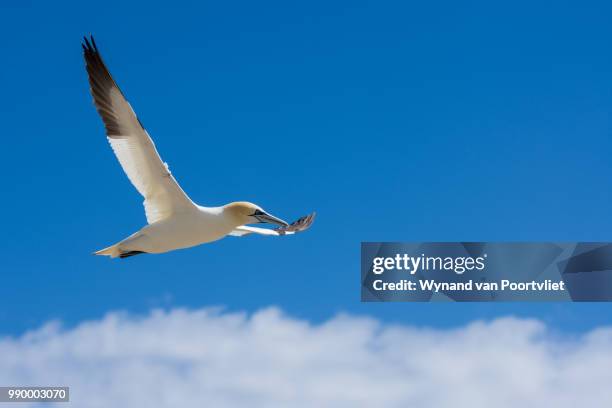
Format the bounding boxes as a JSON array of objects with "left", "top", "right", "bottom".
[{"left": 82, "top": 36, "right": 315, "bottom": 259}]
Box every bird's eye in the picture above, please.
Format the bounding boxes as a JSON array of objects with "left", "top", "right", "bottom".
[{"left": 252, "top": 209, "right": 265, "bottom": 216}]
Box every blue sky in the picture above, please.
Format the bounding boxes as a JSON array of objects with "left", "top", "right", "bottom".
[{"left": 2, "top": 0, "right": 612, "bottom": 335}]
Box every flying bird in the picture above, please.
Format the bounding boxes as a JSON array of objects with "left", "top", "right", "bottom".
[{"left": 82, "top": 36, "right": 315, "bottom": 258}]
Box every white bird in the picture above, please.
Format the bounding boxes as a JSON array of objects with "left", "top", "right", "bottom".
[{"left": 83, "top": 36, "right": 315, "bottom": 259}]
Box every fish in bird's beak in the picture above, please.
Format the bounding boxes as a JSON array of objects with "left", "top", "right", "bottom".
[{"left": 253, "top": 210, "right": 289, "bottom": 227}]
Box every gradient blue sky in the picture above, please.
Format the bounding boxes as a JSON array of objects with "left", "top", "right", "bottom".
[{"left": 2, "top": 0, "right": 612, "bottom": 335}]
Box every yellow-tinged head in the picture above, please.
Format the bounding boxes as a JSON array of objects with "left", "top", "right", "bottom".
[{"left": 223, "top": 201, "right": 289, "bottom": 227}]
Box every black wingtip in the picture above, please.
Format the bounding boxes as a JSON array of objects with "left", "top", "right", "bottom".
[{"left": 82, "top": 35, "right": 97, "bottom": 54}]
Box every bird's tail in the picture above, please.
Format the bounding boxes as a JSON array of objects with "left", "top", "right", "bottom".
[
  {"left": 94, "top": 231, "right": 148, "bottom": 259},
  {"left": 94, "top": 243, "right": 121, "bottom": 258}
]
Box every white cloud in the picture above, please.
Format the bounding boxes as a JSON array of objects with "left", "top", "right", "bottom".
[{"left": 1, "top": 307, "right": 611, "bottom": 407}]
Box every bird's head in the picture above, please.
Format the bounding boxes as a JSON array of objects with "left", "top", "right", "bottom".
[{"left": 223, "top": 202, "right": 289, "bottom": 227}]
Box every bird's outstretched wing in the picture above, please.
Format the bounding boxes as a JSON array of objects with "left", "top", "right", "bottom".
[
  {"left": 230, "top": 212, "right": 316, "bottom": 237},
  {"left": 83, "top": 36, "right": 195, "bottom": 224}
]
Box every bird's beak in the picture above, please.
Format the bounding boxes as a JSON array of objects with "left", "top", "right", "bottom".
[{"left": 254, "top": 212, "right": 289, "bottom": 227}]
